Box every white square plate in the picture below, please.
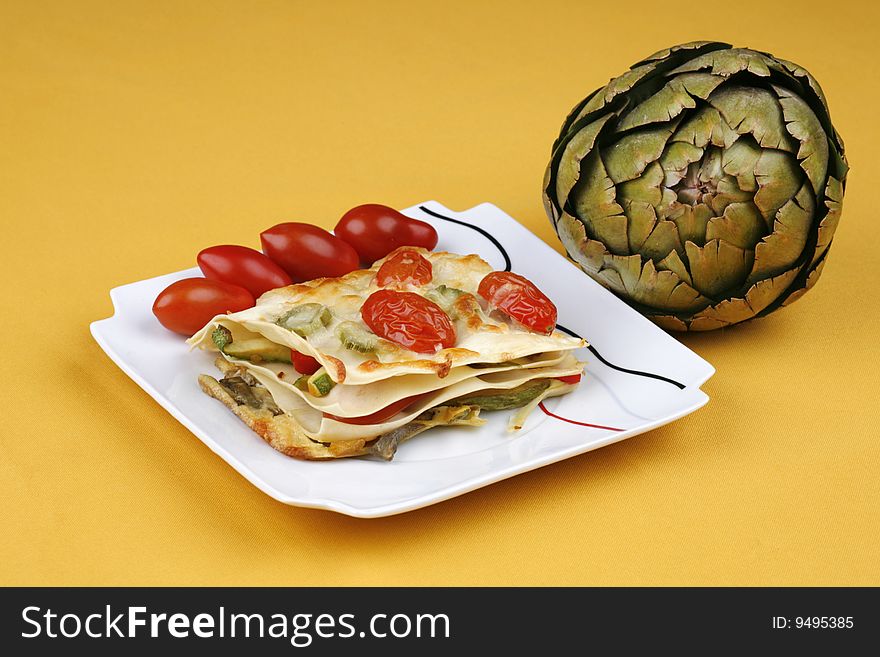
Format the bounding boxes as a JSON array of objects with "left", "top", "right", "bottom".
[{"left": 91, "top": 201, "right": 714, "bottom": 517}]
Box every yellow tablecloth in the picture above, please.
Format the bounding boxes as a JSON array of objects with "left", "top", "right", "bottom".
[{"left": 2, "top": 0, "right": 878, "bottom": 585}]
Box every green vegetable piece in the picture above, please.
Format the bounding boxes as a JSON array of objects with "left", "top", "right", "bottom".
[
  {"left": 276, "top": 303, "right": 332, "bottom": 337},
  {"left": 452, "top": 379, "right": 551, "bottom": 411},
  {"left": 335, "top": 321, "right": 377, "bottom": 353},
  {"left": 424, "top": 285, "right": 466, "bottom": 314},
  {"left": 223, "top": 338, "right": 291, "bottom": 364},
  {"left": 307, "top": 369, "right": 335, "bottom": 397},
  {"left": 212, "top": 325, "right": 291, "bottom": 363},
  {"left": 211, "top": 325, "right": 233, "bottom": 351},
  {"left": 293, "top": 375, "right": 310, "bottom": 392},
  {"left": 468, "top": 361, "right": 517, "bottom": 369}
]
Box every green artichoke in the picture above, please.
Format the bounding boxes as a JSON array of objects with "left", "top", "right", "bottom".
[{"left": 543, "top": 41, "right": 848, "bottom": 330}]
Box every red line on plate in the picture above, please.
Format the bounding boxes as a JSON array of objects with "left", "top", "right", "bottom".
[{"left": 538, "top": 402, "right": 625, "bottom": 432}]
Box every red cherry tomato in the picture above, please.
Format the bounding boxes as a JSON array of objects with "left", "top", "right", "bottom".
[
  {"left": 291, "top": 350, "right": 321, "bottom": 375},
  {"left": 260, "top": 222, "right": 360, "bottom": 282},
  {"left": 152, "top": 278, "right": 254, "bottom": 336},
  {"left": 361, "top": 290, "right": 456, "bottom": 354},
  {"left": 556, "top": 374, "right": 582, "bottom": 385},
  {"left": 376, "top": 249, "right": 433, "bottom": 287},
  {"left": 197, "top": 245, "right": 292, "bottom": 298},
  {"left": 477, "top": 271, "right": 557, "bottom": 334},
  {"left": 323, "top": 392, "right": 433, "bottom": 425},
  {"left": 335, "top": 204, "right": 439, "bottom": 264}
]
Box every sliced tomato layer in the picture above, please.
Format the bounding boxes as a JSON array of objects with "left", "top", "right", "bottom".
[
  {"left": 376, "top": 249, "right": 433, "bottom": 287},
  {"left": 323, "top": 392, "right": 433, "bottom": 425},
  {"left": 291, "top": 350, "right": 321, "bottom": 375},
  {"left": 361, "top": 289, "right": 455, "bottom": 353},
  {"left": 477, "top": 271, "right": 557, "bottom": 334}
]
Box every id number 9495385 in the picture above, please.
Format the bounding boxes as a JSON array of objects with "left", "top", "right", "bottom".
[{"left": 772, "top": 616, "right": 854, "bottom": 629}]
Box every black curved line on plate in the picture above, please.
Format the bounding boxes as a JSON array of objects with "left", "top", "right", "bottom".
[
  {"left": 557, "top": 324, "right": 687, "bottom": 390},
  {"left": 418, "top": 205, "right": 511, "bottom": 272}
]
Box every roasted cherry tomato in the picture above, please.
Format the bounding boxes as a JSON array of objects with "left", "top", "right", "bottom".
[
  {"left": 376, "top": 249, "right": 433, "bottom": 287},
  {"left": 477, "top": 271, "right": 557, "bottom": 334},
  {"left": 556, "top": 374, "right": 582, "bottom": 385},
  {"left": 152, "top": 278, "right": 254, "bottom": 336},
  {"left": 260, "top": 222, "right": 359, "bottom": 282},
  {"left": 323, "top": 392, "right": 433, "bottom": 425},
  {"left": 361, "top": 290, "right": 456, "bottom": 354},
  {"left": 335, "top": 204, "right": 439, "bottom": 264},
  {"left": 291, "top": 350, "right": 321, "bottom": 375},
  {"left": 197, "top": 245, "right": 292, "bottom": 298}
]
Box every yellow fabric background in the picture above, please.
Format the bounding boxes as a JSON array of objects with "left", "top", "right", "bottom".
[{"left": 2, "top": 0, "right": 878, "bottom": 586}]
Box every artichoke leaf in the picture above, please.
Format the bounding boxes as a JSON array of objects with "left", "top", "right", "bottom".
[
  {"left": 542, "top": 164, "right": 559, "bottom": 223},
  {"left": 647, "top": 271, "right": 711, "bottom": 314},
  {"left": 744, "top": 266, "right": 801, "bottom": 314},
  {"left": 708, "top": 176, "right": 754, "bottom": 216},
  {"left": 554, "top": 115, "right": 614, "bottom": 210},
  {"left": 783, "top": 256, "right": 827, "bottom": 307},
  {"left": 616, "top": 73, "right": 725, "bottom": 132},
  {"left": 557, "top": 212, "right": 607, "bottom": 275},
  {"left": 669, "top": 202, "right": 713, "bottom": 246},
  {"left": 689, "top": 298, "right": 754, "bottom": 327},
  {"left": 721, "top": 139, "right": 761, "bottom": 191},
  {"left": 776, "top": 58, "right": 832, "bottom": 126},
  {"left": 656, "top": 248, "right": 693, "bottom": 286},
  {"left": 588, "top": 215, "right": 630, "bottom": 257},
  {"left": 640, "top": 219, "right": 685, "bottom": 262},
  {"left": 554, "top": 87, "right": 603, "bottom": 151},
  {"left": 657, "top": 188, "right": 679, "bottom": 218},
  {"left": 579, "top": 64, "right": 657, "bottom": 118},
  {"left": 749, "top": 182, "right": 815, "bottom": 283},
  {"left": 669, "top": 48, "right": 774, "bottom": 78},
  {"left": 827, "top": 136, "right": 849, "bottom": 185},
  {"left": 659, "top": 141, "right": 704, "bottom": 187},
  {"left": 772, "top": 84, "right": 829, "bottom": 196},
  {"left": 624, "top": 201, "right": 657, "bottom": 252},
  {"left": 688, "top": 316, "right": 728, "bottom": 331},
  {"left": 672, "top": 106, "right": 740, "bottom": 149},
  {"left": 601, "top": 118, "right": 680, "bottom": 183},
  {"left": 685, "top": 239, "right": 753, "bottom": 298},
  {"left": 618, "top": 161, "right": 665, "bottom": 206},
  {"left": 674, "top": 265, "right": 801, "bottom": 327},
  {"left": 639, "top": 40, "right": 728, "bottom": 65},
  {"left": 791, "top": 264, "right": 827, "bottom": 307},
  {"left": 753, "top": 149, "right": 803, "bottom": 224},
  {"left": 705, "top": 202, "right": 765, "bottom": 250},
  {"left": 708, "top": 86, "right": 798, "bottom": 153},
  {"left": 571, "top": 152, "right": 628, "bottom": 255},
  {"left": 699, "top": 147, "right": 724, "bottom": 183},
  {"left": 811, "top": 176, "right": 843, "bottom": 267},
  {"left": 599, "top": 255, "right": 710, "bottom": 313},
  {"left": 651, "top": 315, "right": 690, "bottom": 331}
]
